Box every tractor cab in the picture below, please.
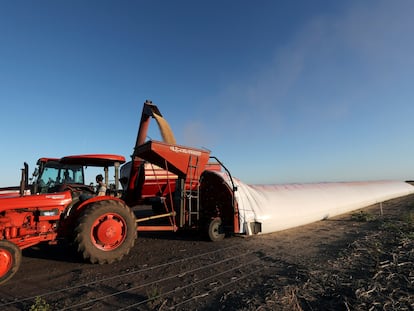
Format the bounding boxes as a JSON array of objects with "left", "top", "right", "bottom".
[
  {"left": 58, "top": 154, "right": 126, "bottom": 196},
  {"left": 33, "top": 157, "right": 84, "bottom": 194},
  {"left": 32, "top": 154, "right": 126, "bottom": 197}
]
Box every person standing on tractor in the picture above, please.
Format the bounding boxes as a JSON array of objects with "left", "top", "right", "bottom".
[{"left": 95, "top": 174, "right": 107, "bottom": 196}]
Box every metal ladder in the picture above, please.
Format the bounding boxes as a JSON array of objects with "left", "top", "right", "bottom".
[{"left": 185, "top": 155, "right": 200, "bottom": 227}]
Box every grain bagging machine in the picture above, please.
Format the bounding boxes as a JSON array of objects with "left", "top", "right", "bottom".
[{"left": 121, "top": 100, "right": 239, "bottom": 241}]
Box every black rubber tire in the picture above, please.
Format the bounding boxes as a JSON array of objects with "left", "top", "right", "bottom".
[
  {"left": 0, "top": 240, "right": 22, "bottom": 285},
  {"left": 208, "top": 218, "right": 225, "bottom": 242},
  {"left": 74, "top": 200, "right": 137, "bottom": 264}
]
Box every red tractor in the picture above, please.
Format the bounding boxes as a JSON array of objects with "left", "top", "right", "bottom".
[
  {"left": 0, "top": 100, "right": 238, "bottom": 285},
  {"left": 0, "top": 154, "right": 137, "bottom": 285}
]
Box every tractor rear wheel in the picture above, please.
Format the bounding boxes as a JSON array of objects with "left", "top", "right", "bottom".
[
  {"left": 208, "top": 217, "right": 225, "bottom": 242},
  {"left": 74, "top": 200, "right": 137, "bottom": 264},
  {"left": 0, "top": 240, "right": 21, "bottom": 285}
]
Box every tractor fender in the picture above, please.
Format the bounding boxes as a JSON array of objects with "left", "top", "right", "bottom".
[{"left": 74, "top": 196, "right": 126, "bottom": 217}]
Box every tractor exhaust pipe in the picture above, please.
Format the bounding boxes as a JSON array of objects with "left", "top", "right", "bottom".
[{"left": 19, "top": 163, "right": 28, "bottom": 196}]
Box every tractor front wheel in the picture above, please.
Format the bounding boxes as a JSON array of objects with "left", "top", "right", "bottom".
[
  {"left": 0, "top": 240, "right": 21, "bottom": 285},
  {"left": 75, "top": 200, "right": 137, "bottom": 264}
]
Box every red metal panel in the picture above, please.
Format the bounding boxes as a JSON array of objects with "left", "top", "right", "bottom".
[
  {"left": 135, "top": 140, "right": 211, "bottom": 177},
  {"left": 0, "top": 191, "right": 72, "bottom": 212}
]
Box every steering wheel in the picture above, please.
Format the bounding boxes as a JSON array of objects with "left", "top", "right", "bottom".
[{"left": 47, "top": 178, "right": 55, "bottom": 188}]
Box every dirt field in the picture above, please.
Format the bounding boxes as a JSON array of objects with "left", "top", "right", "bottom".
[{"left": 0, "top": 194, "right": 413, "bottom": 310}]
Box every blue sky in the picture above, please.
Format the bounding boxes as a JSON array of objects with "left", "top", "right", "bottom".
[{"left": 1, "top": 0, "right": 413, "bottom": 186}]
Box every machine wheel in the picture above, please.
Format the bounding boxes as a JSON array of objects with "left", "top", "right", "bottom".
[
  {"left": 74, "top": 200, "right": 137, "bottom": 264},
  {"left": 208, "top": 218, "right": 225, "bottom": 242},
  {"left": 0, "top": 240, "right": 22, "bottom": 285}
]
